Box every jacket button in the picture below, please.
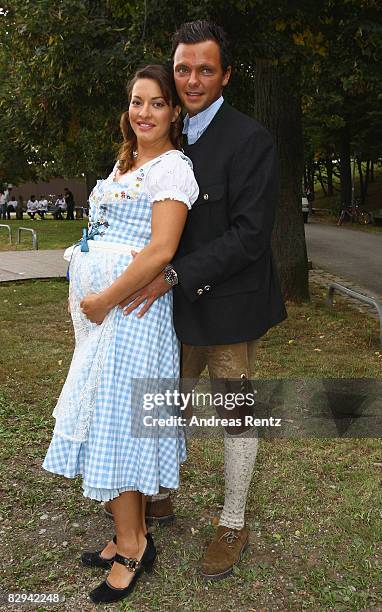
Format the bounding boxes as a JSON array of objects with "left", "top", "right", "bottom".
[
  {"left": 204, "top": 285, "right": 211, "bottom": 291},
  {"left": 197, "top": 288, "right": 203, "bottom": 295},
  {"left": 203, "top": 193, "right": 209, "bottom": 200}
]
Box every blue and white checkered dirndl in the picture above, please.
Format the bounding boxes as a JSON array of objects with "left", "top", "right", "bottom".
[{"left": 42, "top": 156, "right": 188, "bottom": 501}]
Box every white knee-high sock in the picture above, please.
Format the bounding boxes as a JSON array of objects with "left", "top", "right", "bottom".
[{"left": 219, "top": 429, "right": 259, "bottom": 530}]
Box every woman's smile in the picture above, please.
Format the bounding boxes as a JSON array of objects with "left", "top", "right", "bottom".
[{"left": 136, "top": 120, "right": 156, "bottom": 131}]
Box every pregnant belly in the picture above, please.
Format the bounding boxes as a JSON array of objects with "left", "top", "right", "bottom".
[
  {"left": 69, "top": 249, "right": 132, "bottom": 301},
  {"left": 68, "top": 248, "right": 174, "bottom": 324}
]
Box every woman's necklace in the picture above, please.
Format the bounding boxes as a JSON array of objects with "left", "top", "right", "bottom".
[
  {"left": 132, "top": 149, "right": 172, "bottom": 168},
  {"left": 132, "top": 151, "right": 154, "bottom": 168}
]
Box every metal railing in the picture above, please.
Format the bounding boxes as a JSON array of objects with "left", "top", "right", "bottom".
[
  {"left": 0, "top": 224, "right": 12, "bottom": 244},
  {"left": 17, "top": 227, "right": 38, "bottom": 250},
  {"left": 327, "top": 282, "right": 382, "bottom": 345}
]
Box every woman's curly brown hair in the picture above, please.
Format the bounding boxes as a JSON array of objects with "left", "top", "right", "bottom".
[{"left": 117, "top": 64, "right": 183, "bottom": 175}]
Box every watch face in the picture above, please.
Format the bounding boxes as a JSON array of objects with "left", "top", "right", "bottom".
[{"left": 165, "top": 268, "right": 178, "bottom": 286}]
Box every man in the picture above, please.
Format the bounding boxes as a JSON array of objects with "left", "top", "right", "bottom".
[
  {"left": 0, "top": 188, "right": 8, "bottom": 220},
  {"left": 111, "top": 20, "right": 287, "bottom": 580},
  {"left": 64, "top": 187, "right": 75, "bottom": 220}
]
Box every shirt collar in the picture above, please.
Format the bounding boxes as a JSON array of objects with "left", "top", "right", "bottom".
[{"left": 183, "top": 96, "right": 224, "bottom": 139}]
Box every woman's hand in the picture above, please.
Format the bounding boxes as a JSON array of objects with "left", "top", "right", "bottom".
[{"left": 80, "top": 293, "right": 111, "bottom": 325}]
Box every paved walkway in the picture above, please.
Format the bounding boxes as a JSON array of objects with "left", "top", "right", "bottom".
[
  {"left": 0, "top": 250, "right": 67, "bottom": 282},
  {"left": 305, "top": 222, "right": 382, "bottom": 297}
]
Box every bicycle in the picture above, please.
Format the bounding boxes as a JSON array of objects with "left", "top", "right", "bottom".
[{"left": 337, "top": 199, "right": 373, "bottom": 226}]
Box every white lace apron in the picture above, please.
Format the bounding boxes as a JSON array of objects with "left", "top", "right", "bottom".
[{"left": 52, "top": 241, "right": 141, "bottom": 443}]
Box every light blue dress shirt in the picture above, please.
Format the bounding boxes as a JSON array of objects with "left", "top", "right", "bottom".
[{"left": 182, "top": 96, "right": 224, "bottom": 145}]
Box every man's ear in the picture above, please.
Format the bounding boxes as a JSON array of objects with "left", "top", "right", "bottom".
[{"left": 222, "top": 66, "right": 232, "bottom": 87}]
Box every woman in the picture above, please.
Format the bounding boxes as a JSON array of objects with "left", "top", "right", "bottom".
[{"left": 43, "top": 64, "right": 199, "bottom": 604}]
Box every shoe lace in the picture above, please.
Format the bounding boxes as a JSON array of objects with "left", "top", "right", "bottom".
[{"left": 219, "top": 530, "right": 240, "bottom": 546}]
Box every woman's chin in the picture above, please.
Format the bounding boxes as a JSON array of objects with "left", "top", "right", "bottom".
[{"left": 136, "top": 132, "right": 157, "bottom": 145}]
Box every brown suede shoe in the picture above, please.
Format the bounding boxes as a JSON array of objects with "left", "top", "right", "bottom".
[
  {"left": 103, "top": 496, "right": 175, "bottom": 526},
  {"left": 200, "top": 525, "right": 249, "bottom": 581}
]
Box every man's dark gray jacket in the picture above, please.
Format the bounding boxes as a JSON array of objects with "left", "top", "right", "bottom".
[{"left": 173, "top": 101, "right": 287, "bottom": 346}]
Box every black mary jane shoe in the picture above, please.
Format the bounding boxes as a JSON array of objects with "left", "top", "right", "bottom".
[
  {"left": 81, "top": 535, "right": 117, "bottom": 569},
  {"left": 81, "top": 533, "right": 155, "bottom": 571},
  {"left": 144, "top": 532, "right": 156, "bottom": 566},
  {"left": 89, "top": 536, "right": 156, "bottom": 604}
]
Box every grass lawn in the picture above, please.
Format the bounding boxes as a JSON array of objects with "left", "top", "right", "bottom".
[
  {"left": 0, "top": 218, "right": 85, "bottom": 251},
  {"left": 0, "top": 279, "right": 381, "bottom": 611}
]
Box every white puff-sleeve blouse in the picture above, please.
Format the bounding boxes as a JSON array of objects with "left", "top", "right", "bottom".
[{"left": 145, "top": 151, "right": 199, "bottom": 210}]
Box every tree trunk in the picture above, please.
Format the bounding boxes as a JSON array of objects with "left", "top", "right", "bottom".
[
  {"left": 364, "top": 159, "right": 370, "bottom": 200},
  {"left": 339, "top": 130, "right": 352, "bottom": 206},
  {"left": 370, "top": 161, "right": 374, "bottom": 182},
  {"left": 357, "top": 157, "right": 365, "bottom": 204},
  {"left": 304, "top": 157, "right": 315, "bottom": 198},
  {"left": 85, "top": 172, "right": 97, "bottom": 198},
  {"left": 309, "top": 160, "right": 315, "bottom": 197},
  {"left": 303, "top": 164, "right": 309, "bottom": 191},
  {"left": 317, "top": 162, "right": 327, "bottom": 196},
  {"left": 325, "top": 155, "right": 334, "bottom": 196},
  {"left": 253, "top": 59, "right": 309, "bottom": 302}
]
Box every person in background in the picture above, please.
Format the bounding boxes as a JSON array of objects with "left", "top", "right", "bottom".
[
  {"left": 0, "top": 189, "right": 6, "bottom": 220},
  {"left": 305, "top": 185, "right": 314, "bottom": 214},
  {"left": 27, "top": 195, "right": 38, "bottom": 219},
  {"left": 64, "top": 187, "right": 75, "bottom": 220},
  {"left": 3, "top": 187, "right": 11, "bottom": 219},
  {"left": 53, "top": 194, "right": 66, "bottom": 220},
  {"left": 6, "top": 195, "right": 18, "bottom": 219},
  {"left": 37, "top": 195, "right": 48, "bottom": 220}
]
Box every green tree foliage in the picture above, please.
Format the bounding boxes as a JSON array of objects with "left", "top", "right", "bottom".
[
  {"left": 301, "top": 0, "right": 382, "bottom": 204},
  {"left": 0, "top": 1, "right": 137, "bottom": 178},
  {"left": 1, "top": 0, "right": 381, "bottom": 298},
  {"left": 3, "top": 0, "right": 379, "bottom": 181}
]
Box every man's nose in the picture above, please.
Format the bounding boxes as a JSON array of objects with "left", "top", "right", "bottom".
[{"left": 187, "top": 69, "right": 200, "bottom": 88}]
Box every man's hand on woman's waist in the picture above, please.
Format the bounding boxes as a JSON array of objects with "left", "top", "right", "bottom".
[{"left": 118, "top": 251, "right": 171, "bottom": 317}]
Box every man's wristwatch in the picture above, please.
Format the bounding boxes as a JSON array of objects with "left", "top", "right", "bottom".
[{"left": 164, "top": 264, "right": 179, "bottom": 287}]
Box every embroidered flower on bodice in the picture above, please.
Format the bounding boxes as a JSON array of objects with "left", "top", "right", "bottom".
[{"left": 88, "top": 202, "right": 110, "bottom": 238}]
